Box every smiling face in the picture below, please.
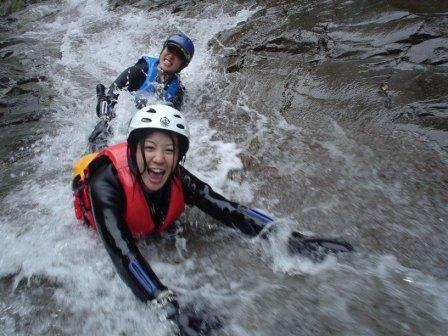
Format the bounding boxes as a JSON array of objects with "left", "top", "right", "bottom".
[
  {"left": 158, "top": 45, "right": 185, "bottom": 74},
  {"left": 136, "top": 131, "right": 179, "bottom": 192}
]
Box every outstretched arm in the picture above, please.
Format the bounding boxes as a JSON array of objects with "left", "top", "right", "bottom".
[
  {"left": 179, "top": 166, "right": 272, "bottom": 236},
  {"left": 89, "top": 159, "right": 168, "bottom": 302},
  {"left": 179, "top": 166, "right": 353, "bottom": 256}
]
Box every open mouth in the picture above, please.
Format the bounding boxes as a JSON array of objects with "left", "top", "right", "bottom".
[
  {"left": 163, "top": 58, "right": 173, "bottom": 67},
  {"left": 147, "top": 167, "right": 165, "bottom": 184}
]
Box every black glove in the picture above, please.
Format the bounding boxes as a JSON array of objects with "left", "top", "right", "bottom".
[
  {"left": 135, "top": 97, "right": 148, "bottom": 110},
  {"left": 153, "top": 290, "right": 222, "bottom": 336},
  {"left": 176, "top": 305, "right": 222, "bottom": 336},
  {"left": 96, "top": 96, "right": 113, "bottom": 119},
  {"left": 95, "top": 83, "right": 114, "bottom": 119},
  {"left": 88, "top": 118, "right": 111, "bottom": 147},
  {"left": 288, "top": 231, "right": 353, "bottom": 260}
]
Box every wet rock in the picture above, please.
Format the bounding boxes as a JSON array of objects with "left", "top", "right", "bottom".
[
  {"left": 17, "top": 75, "right": 46, "bottom": 85},
  {"left": 404, "top": 37, "right": 448, "bottom": 65},
  {"left": 253, "top": 30, "right": 320, "bottom": 54},
  {"left": 387, "top": 0, "right": 448, "bottom": 14},
  {"left": 406, "top": 23, "right": 442, "bottom": 45},
  {"left": 370, "top": 10, "right": 413, "bottom": 24},
  {"left": 226, "top": 54, "right": 244, "bottom": 73},
  {"left": 108, "top": 0, "right": 141, "bottom": 9},
  {"left": 172, "top": 0, "right": 197, "bottom": 13},
  {"left": 5, "top": 85, "right": 31, "bottom": 96},
  {"left": 1, "top": 50, "right": 13, "bottom": 59},
  {"left": 3, "top": 76, "right": 47, "bottom": 97},
  {"left": 378, "top": 21, "right": 424, "bottom": 46},
  {"left": 207, "top": 0, "right": 448, "bottom": 176},
  {"left": 0, "top": 100, "right": 8, "bottom": 117},
  {"left": 0, "top": 76, "right": 9, "bottom": 88},
  {"left": 0, "top": 11, "right": 54, "bottom": 188},
  {"left": 393, "top": 98, "right": 448, "bottom": 147},
  {"left": 364, "top": 43, "right": 404, "bottom": 59},
  {"left": 122, "top": 0, "right": 194, "bottom": 12},
  {"left": 0, "top": 0, "right": 49, "bottom": 16},
  {"left": 0, "top": 108, "right": 54, "bottom": 128},
  {"left": 0, "top": 0, "right": 21, "bottom": 15},
  {"left": 329, "top": 44, "right": 363, "bottom": 59},
  {"left": 0, "top": 37, "right": 23, "bottom": 49},
  {"left": 396, "top": 99, "right": 448, "bottom": 120},
  {"left": 240, "top": 153, "right": 256, "bottom": 169}
]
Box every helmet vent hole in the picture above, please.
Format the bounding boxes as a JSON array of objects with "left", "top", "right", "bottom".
[
  {"left": 176, "top": 124, "right": 185, "bottom": 129},
  {"left": 141, "top": 118, "right": 152, "bottom": 123},
  {"left": 174, "top": 114, "right": 182, "bottom": 118},
  {"left": 147, "top": 108, "right": 156, "bottom": 113}
]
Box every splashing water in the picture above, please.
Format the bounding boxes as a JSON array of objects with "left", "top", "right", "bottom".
[{"left": 1, "top": 1, "right": 448, "bottom": 335}]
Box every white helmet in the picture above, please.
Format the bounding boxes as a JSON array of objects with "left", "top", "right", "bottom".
[{"left": 128, "top": 104, "right": 190, "bottom": 155}]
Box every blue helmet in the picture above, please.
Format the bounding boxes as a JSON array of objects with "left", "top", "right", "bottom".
[{"left": 163, "top": 33, "right": 194, "bottom": 67}]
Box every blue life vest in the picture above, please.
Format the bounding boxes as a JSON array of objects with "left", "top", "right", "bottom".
[{"left": 134, "top": 56, "right": 181, "bottom": 103}]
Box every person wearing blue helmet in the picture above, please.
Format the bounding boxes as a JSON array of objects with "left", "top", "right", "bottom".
[{"left": 96, "top": 32, "right": 194, "bottom": 117}]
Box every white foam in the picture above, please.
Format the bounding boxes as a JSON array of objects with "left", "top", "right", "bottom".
[{"left": 0, "top": 0, "right": 258, "bottom": 334}]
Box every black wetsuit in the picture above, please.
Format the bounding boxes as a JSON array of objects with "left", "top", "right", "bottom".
[
  {"left": 88, "top": 158, "right": 266, "bottom": 302},
  {"left": 106, "top": 58, "right": 184, "bottom": 111}
]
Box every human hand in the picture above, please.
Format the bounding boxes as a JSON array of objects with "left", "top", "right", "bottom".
[
  {"left": 176, "top": 304, "right": 222, "bottom": 336},
  {"left": 96, "top": 96, "right": 113, "bottom": 119}
]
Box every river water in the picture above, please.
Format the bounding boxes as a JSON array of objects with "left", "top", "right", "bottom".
[{"left": 1, "top": 0, "right": 448, "bottom": 335}]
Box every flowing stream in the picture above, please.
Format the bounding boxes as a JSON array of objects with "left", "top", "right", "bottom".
[{"left": 1, "top": 1, "right": 448, "bottom": 335}]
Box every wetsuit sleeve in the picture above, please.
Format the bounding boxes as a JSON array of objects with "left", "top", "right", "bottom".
[
  {"left": 106, "top": 60, "right": 148, "bottom": 107},
  {"left": 89, "top": 159, "right": 167, "bottom": 302},
  {"left": 179, "top": 166, "right": 270, "bottom": 236}
]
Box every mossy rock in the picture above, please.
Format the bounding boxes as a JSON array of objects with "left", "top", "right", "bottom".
[{"left": 1, "top": 0, "right": 24, "bottom": 16}]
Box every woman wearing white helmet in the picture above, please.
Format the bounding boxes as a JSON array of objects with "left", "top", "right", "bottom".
[
  {"left": 73, "top": 104, "right": 352, "bottom": 335},
  {"left": 74, "top": 104, "right": 265, "bottom": 333}
]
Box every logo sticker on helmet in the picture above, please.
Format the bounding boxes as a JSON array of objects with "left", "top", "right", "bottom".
[{"left": 160, "top": 117, "right": 170, "bottom": 127}]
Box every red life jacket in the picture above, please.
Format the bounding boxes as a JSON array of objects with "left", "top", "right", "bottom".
[{"left": 73, "top": 142, "right": 185, "bottom": 238}]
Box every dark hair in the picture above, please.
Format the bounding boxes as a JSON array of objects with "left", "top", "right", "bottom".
[{"left": 127, "top": 129, "right": 187, "bottom": 185}]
